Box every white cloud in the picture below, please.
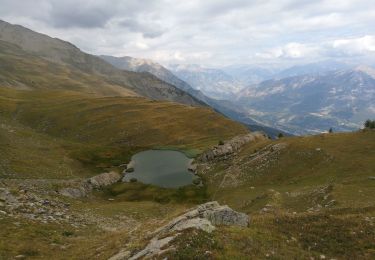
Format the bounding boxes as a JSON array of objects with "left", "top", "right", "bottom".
[
  {"left": 332, "top": 35, "right": 375, "bottom": 55},
  {"left": 255, "top": 43, "right": 318, "bottom": 60},
  {"left": 1, "top": 0, "right": 375, "bottom": 66}
]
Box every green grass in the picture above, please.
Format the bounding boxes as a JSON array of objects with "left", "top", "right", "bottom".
[
  {"left": 0, "top": 87, "right": 247, "bottom": 178},
  {"left": 1, "top": 47, "right": 375, "bottom": 259},
  {"left": 162, "top": 229, "right": 223, "bottom": 259},
  {"left": 205, "top": 131, "right": 375, "bottom": 212},
  {"left": 0, "top": 40, "right": 135, "bottom": 97},
  {"left": 186, "top": 130, "right": 375, "bottom": 259},
  {"left": 102, "top": 182, "right": 209, "bottom": 204}
]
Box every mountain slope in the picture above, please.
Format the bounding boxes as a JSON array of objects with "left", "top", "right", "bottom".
[
  {"left": 276, "top": 60, "right": 352, "bottom": 79},
  {"left": 0, "top": 40, "right": 138, "bottom": 96},
  {"left": 169, "top": 64, "right": 243, "bottom": 99},
  {"left": 237, "top": 67, "right": 375, "bottom": 134},
  {"left": 99, "top": 55, "right": 204, "bottom": 99},
  {"left": 101, "top": 55, "right": 290, "bottom": 138},
  {"left": 0, "top": 20, "right": 202, "bottom": 106},
  {"left": 192, "top": 130, "right": 375, "bottom": 259},
  {"left": 223, "top": 64, "right": 280, "bottom": 85},
  {"left": 0, "top": 87, "right": 248, "bottom": 176}
]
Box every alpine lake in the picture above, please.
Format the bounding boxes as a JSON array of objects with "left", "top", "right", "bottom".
[{"left": 122, "top": 150, "right": 199, "bottom": 188}]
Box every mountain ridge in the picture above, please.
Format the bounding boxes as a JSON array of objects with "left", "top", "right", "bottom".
[
  {"left": 236, "top": 66, "right": 375, "bottom": 134},
  {"left": 101, "top": 55, "right": 291, "bottom": 138},
  {"left": 0, "top": 20, "right": 203, "bottom": 106}
]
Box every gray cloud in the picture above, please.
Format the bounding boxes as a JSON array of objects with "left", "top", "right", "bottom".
[
  {"left": 118, "top": 18, "right": 165, "bottom": 38},
  {"left": 47, "top": 2, "right": 114, "bottom": 28},
  {"left": 0, "top": 0, "right": 374, "bottom": 66}
]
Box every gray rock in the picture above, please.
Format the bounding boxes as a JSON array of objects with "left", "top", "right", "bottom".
[
  {"left": 108, "top": 250, "right": 131, "bottom": 260},
  {"left": 203, "top": 205, "right": 249, "bottom": 227},
  {"left": 153, "top": 201, "right": 248, "bottom": 237},
  {"left": 199, "top": 132, "right": 267, "bottom": 162},
  {"left": 129, "top": 236, "right": 177, "bottom": 260},
  {"left": 114, "top": 201, "right": 249, "bottom": 260},
  {"left": 173, "top": 217, "right": 215, "bottom": 233},
  {"left": 59, "top": 171, "right": 121, "bottom": 198},
  {"left": 59, "top": 187, "right": 87, "bottom": 198},
  {"left": 188, "top": 162, "right": 197, "bottom": 172},
  {"left": 87, "top": 171, "right": 121, "bottom": 189}
]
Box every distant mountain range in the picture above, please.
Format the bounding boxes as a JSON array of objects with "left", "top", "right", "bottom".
[
  {"left": 101, "top": 55, "right": 290, "bottom": 138},
  {"left": 100, "top": 55, "right": 200, "bottom": 98},
  {"left": 168, "top": 64, "right": 243, "bottom": 99},
  {"left": 100, "top": 54, "right": 375, "bottom": 135},
  {"left": 8, "top": 17, "right": 370, "bottom": 136},
  {"left": 162, "top": 60, "right": 374, "bottom": 135},
  {"left": 222, "top": 65, "right": 280, "bottom": 86},
  {"left": 237, "top": 66, "right": 375, "bottom": 134}
]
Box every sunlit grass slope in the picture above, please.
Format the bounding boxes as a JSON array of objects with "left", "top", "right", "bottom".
[
  {"left": 0, "top": 40, "right": 135, "bottom": 96},
  {"left": 182, "top": 130, "right": 375, "bottom": 259},
  {"left": 205, "top": 131, "right": 375, "bottom": 211},
  {"left": 0, "top": 87, "right": 248, "bottom": 178}
]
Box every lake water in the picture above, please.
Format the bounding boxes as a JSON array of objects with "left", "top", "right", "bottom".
[{"left": 122, "top": 150, "right": 196, "bottom": 188}]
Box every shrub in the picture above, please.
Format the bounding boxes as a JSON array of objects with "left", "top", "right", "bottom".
[
  {"left": 278, "top": 133, "right": 284, "bottom": 138},
  {"left": 62, "top": 231, "right": 74, "bottom": 237},
  {"left": 125, "top": 167, "right": 134, "bottom": 173},
  {"left": 364, "top": 119, "right": 375, "bottom": 129},
  {"left": 218, "top": 140, "right": 224, "bottom": 145}
]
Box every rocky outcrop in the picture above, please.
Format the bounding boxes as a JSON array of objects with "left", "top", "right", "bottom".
[
  {"left": 87, "top": 171, "right": 122, "bottom": 189},
  {"left": 199, "top": 132, "right": 267, "bottom": 162},
  {"left": 0, "top": 187, "right": 73, "bottom": 224},
  {"left": 59, "top": 187, "right": 88, "bottom": 198},
  {"left": 111, "top": 201, "right": 249, "bottom": 260},
  {"left": 59, "top": 171, "right": 121, "bottom": 198},
  {"left": 153, "top": 201, "right": 248, "bottom": 237}
]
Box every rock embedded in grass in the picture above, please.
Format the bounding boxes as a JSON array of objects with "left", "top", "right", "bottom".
[
  {"left": 199, "top": 132, "right": 268, "bottom": 162},
  {"left": 87, "top": 171, "right": 122, "bottom": 189},
  {"left": 113, "top": 201, "right": 249, "bottom": 259}
]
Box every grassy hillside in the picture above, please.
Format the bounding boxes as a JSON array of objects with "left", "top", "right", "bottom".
[
  {"left": 0, "top": 87, "right": 247, "bottom": 178},
  {"left": 204, "top": 131, "right": 375, "bottom": 210},
  {"left": 1, "top": 107, "right": 374, "bottom": 259},
  {"left": 0, "top": 21, "right": 203, "bottom": 106},
  {"left": 181, "top": 130, "right": 375, "bottom": 259},
  {"left": 0, "top": 40, "right": 136, "bottom": 96},
  {"left": 0, "top": 85, "right": 247, "bottom": 259}
]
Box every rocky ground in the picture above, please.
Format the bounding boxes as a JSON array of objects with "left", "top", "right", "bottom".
[
  {"left": 1, "top": 131, "right": 374, "bottom": 259},
  {"left": 111, "top": 201, "right": 249, "bottom": 260},
  {"left": 0, "top": 171, "right": 136, "bottom": 230}
]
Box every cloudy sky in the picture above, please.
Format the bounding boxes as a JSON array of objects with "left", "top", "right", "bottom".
[{"left": 1, "top": 0, "right": 375, "bottom": 67}]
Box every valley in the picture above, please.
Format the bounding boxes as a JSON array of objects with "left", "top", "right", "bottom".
[{"left": 0, "top": 15, "right": 374, "bottom": 260}]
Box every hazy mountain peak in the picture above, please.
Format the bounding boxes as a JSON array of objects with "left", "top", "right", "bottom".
[
  {"left": 353, "top": 65, "right": 375, "bottom": 78},
  {"left": 101, "top": 55, "right": 163, "bottom": 70},
  {"left": 168, "top": 63, "right": 244, "bottom": 99}
]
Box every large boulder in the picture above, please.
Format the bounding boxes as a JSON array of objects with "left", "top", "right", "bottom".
[
  {"left": 86, "top": 171, "right": 121, "bottom": 189},
  {"left": 59, "top": 171, "right": 121, "bottom": 198},
  {"left": 202, "top": 204, "right": 249, "bottom": 227},
  {"left": 111, "top": 201, "right": 249, "bottom": 260}
]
